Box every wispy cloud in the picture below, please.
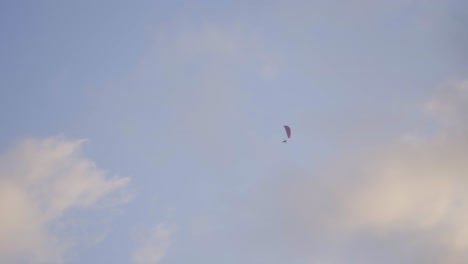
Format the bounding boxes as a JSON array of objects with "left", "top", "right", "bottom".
[
  {"left": 425, "top": 80, "right": 468, "bottom": 128},
  {"left": 332, "top": 80, "right": 468, "bottom": 263},
  {"left": 255, "top": 79, "right": 468, "bottom": 263},
  {"left": 146, "top": 25, "right": 283, "bottom": 165},
  {"left": 0, "top": 136, "right": 130, "bottom": 263},
  {"left": 132, "top": 224, "right": 172, "bottom": 264}
]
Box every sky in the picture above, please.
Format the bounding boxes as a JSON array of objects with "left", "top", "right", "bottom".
[{"left": 1, "top": 0, "right": 468, "bottom": 263}]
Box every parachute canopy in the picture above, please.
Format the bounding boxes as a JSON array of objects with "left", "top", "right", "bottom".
[{"left": 284, "top": 125, "right": 291, "bottom": 138}]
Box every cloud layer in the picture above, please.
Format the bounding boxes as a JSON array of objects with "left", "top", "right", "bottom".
[
  {"left": 255, "top": 79, "right": 468, "bottom": 263},
  {"left": 0, "top": 136, "right": 130, "bottom": 263},
  {"left": 132, "top": 224, "right": 172, "bottom": 264}
]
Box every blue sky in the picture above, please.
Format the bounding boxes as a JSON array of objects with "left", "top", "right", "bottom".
[{"left": 1, "top": 1, "right": 468, "bottom": 263}]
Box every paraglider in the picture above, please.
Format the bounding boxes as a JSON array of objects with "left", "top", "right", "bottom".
[{"left": 283, "top": 125, "right": 291, "bottom": 143}]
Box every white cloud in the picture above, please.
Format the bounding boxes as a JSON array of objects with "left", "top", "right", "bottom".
[
  {"left": 132, "top": 224, "right": 172, "bottom": 264},
  {"left": 270, "top": 79, "right": 468, "bottom": 263},
  {"left": 0, "top": 136, "right": 130, "bottom": 263},
  {"left": 355, "top": 80, "right": 468, "bottom": 240}
]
